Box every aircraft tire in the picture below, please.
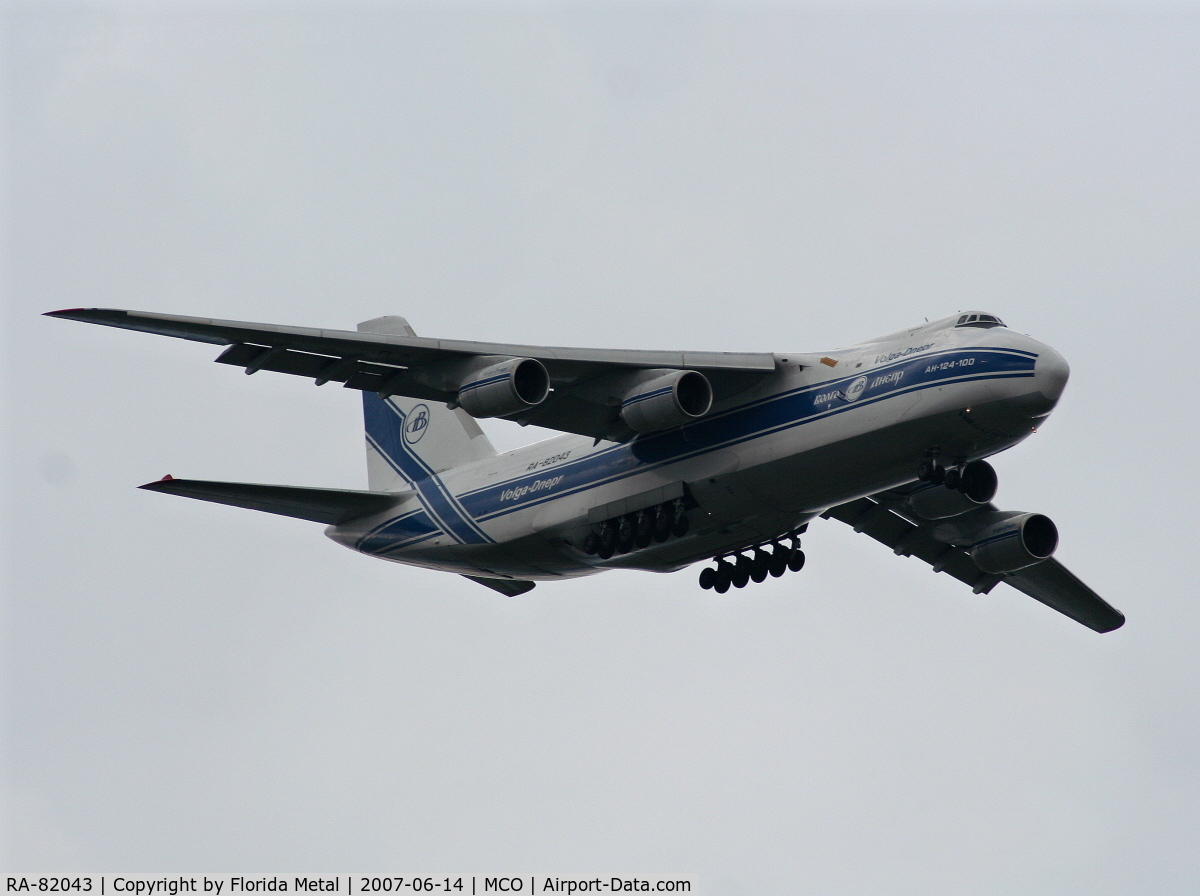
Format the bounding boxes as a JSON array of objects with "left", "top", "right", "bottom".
[
  {"left": 733, "top": 555, "right": 752, "bottom": 588},
  {"left": 672, "top": 514, "right": 690, "bottom": 538},
  {"left": 616, "top": 515, "right": 635, "bottom": 553},
  {"left": 751, "top": 550, "right": 770, "bottom": 583},
  {"left": 788, "top": 549, "right": 806, "bottom": 572},
  {"left": 636, "top": 509, "right": 654, "bottom": 542},
  {"left": 598, "top": 523, "right": 616, "bottom": 557},
  {"left": 699, "top": 568, "right": 715, "bottom": 590},
  {"left": 769, "top": 550, "right": 789, "bottom": 577},
  {"left": 653, "top": 505, "right": 672, "bottom": 542},
  {"left": 714, "top": 574, "right": 731, "bottom": 594},
  {"left": 944, "top": 467, "right": 961, "bottom": 490}
]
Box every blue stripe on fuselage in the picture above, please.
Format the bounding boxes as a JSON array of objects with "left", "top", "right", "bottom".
[
  {"left": 357, "top": 507, "right": 441, "bottom": 553},
  {"left": 456, "top": 347, "right": 1036, "bottom": 521},
  {"left": 359, "top": 346, "right": 1036, "bottom": 553}
]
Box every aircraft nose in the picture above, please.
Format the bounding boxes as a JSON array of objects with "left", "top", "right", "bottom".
[{"left": 1035, "top": 345, "right": 1070, "bottom": 404}]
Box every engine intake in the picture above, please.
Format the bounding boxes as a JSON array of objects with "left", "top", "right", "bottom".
[
  {"left": 620, "top": 370, "right": 713, "bottom": 433},
  {"left": 970, "top": 512, "right": 1058, "bottom": 574},
  {"left": 456, "top": 357, "right": 550, "bottom": 418}
]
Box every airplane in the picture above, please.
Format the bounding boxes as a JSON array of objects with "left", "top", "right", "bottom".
[{"left": 45, "top": 307, "right": 1124, "bottom": 633}]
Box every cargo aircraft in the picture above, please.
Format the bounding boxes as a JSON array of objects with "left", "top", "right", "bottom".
[{"left": 46, "top": 308, "right": 1124, "bottom": 632}]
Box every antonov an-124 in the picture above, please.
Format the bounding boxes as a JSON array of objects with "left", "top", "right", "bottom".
[{"left": 47, "top": 308, "right": 1124, "bottom": 632}]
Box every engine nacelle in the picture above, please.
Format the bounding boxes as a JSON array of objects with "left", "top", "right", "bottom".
[
  {"left": 908, "top": 460, "right": 998, "bottom": 519},
  {"left": 456, "top": 357, "right": 549, "bottom": 418},
  {"left": 970, "top": 512, "right": 1058, "bottom": 574},
  {"left": 620, "top": 369, "right": 713, "bottom": 433}
]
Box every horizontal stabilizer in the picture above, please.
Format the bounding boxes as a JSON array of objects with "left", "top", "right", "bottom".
[
  {"left": 462, "top": 575, "right": 536, "bottom": 597},
  {"left": 140, "top": 477, "right": 403, "bottom": 525}
]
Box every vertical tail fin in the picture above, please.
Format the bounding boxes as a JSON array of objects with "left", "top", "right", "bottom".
[{"left": 358, "top": 316, "right": 496, "bottom": 491}]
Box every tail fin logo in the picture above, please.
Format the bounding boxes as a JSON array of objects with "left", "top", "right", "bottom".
[{"left": 403, "top": 404, "right": 431, "bottom": 444}]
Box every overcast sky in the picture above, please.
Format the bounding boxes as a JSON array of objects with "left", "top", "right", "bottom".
[{"left": 4, "top": 2, "right": 1200, "bottom": 891}]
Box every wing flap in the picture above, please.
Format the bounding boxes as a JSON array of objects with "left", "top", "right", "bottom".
[
  {"left": 823, "top": 498, "right": 998, "bottom": 593},
  {"left": 140, "top": 477, "right": 403, "bottom": 525}
]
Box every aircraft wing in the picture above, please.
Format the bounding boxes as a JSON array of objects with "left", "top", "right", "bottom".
[
  {"left": 822, "top": 497, "right": 1124, "bottom": 633},
  {"left": 46, "top": 308, "right": 778, "bottom": 440}
]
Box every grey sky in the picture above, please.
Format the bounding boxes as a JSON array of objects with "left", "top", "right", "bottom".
[{"left": 4, "top": 3, "right": 1200, "bottom": 891}]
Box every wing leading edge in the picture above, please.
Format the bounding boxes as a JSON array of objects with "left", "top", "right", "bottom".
[
  {"left": 823, "top": 497, "right": 1124, "bottom": 633},
  {"left": 46, "top": 308, "right": 778, "bottom": 440}
]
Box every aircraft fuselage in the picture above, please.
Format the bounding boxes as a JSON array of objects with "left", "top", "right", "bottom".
[{"left": 327, "top": 314, "right": 1068, "bottom": 581}]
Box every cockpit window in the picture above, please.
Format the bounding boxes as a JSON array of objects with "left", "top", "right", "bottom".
[{"left": 956, "top": 313, "right": 1005, "bottom": 329}]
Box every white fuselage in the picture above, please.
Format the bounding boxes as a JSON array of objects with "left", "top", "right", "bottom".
[{"left": 326, "top": 315, "right": 1068, "bottom": 582}]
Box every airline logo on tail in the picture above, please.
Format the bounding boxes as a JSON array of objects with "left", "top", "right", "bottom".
[{"left": 404, "top": 404, "right": 430, "bottom": 444}]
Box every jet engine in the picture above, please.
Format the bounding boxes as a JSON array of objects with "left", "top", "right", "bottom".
[
  {"left": 970, "top": 512, "right": 1058, "bottom": 574},
  {"left": 619, "top": 369, "right": 713, "bottom": 433},
  {"left": 907, "top": 460, "right": 998, "bottom": 519},
  {"left": 456, "top": 357, "right": 550, "bottom": 418}
]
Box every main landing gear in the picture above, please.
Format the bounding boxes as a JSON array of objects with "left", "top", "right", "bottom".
[
  {"left": 581, "top": 498, "right": 691, "bottom": 560},
  {"left": 698, "top": 529, "right": 806, "bottom": 594},
  {"left": 917, "top": 452, "right": 995, "bottom": 499}
]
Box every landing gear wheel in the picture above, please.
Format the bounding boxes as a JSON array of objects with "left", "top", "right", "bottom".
[
  {"left": 788, "top": 549, "right": 806, "bottom": 572},
  {"left": 714, "top": 561, "right": 733, "bottom": 593},
  {"left": 699, "top": 567, "right": 715, "bottom": 590},
  {"left": 597, "top": 522, "right": 616, "bottom": 559},
  {"left": 732, "top": 555, "right": 752, "bottom": 589},
  {"left": 582, "top": 533, "right": 599, "bottom": 555},
  {"left": 944, "top": 467, "right": 961, "bottom": 490},
  {"left": 671, "top": 513, "right": 690, "bottom": 538},
  {"left": 653, "top": 505, "right": 673, "bottom": 542},
  {"left": 918, "top": 460, "right": 937, "bottom": 482},
  {"left": 768, "top": 548, "right": 789, "bottom": 577},
  {"left": 635, "top": 509, "right": 654, "bottom": 548},
  {"left": 616, "top": 515, "right": 635, "bottom": 554},
  {"left": 751, "top": 549, "right": 770, "bottom": 583}
]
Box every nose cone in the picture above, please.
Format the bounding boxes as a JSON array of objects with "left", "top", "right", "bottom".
[{"left": 1035, "top": 345, "right": 1070, "bottom": 405}]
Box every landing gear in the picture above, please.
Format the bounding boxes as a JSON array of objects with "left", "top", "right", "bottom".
[
  {"left": 768, "top": 546, "right": 789, "bottom": 577},
  {"left": 750, "top": 548, "right": 770, "bottom": 583},
  {"left": 917, "top": 458, "right": 946, "bottom": 484},
  {"left": 584, "top": 495, "right": 695, "bottom": 560},
  {"left": 635, "top": 509, "right": 654, "bottom": 549},
  {"left": 732, "top": 555, "right": 752, "bottom": 589},
  {"left": 713, "top": 560, "right": 733, "bottom": 593},
  {"left": 597, "top": 521, "right": 617, "bottom": 559},
  {"left": 616, "top": 515, "right": 635, "bottom": 554},
  {"left": 697, "top": 529, "right": 807, "bottom": 592},
  {"left": 653, "top": 504, "right": 673, "bottom": 542},
  {"left": 671, "top": 499, "right": 690, "bottom": 538},
  {"left": 917, "top": 454, "right": 998, "bottom": 504},
  {"left": 788, "top": 548, "right": 806, "bottom": 572}
]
